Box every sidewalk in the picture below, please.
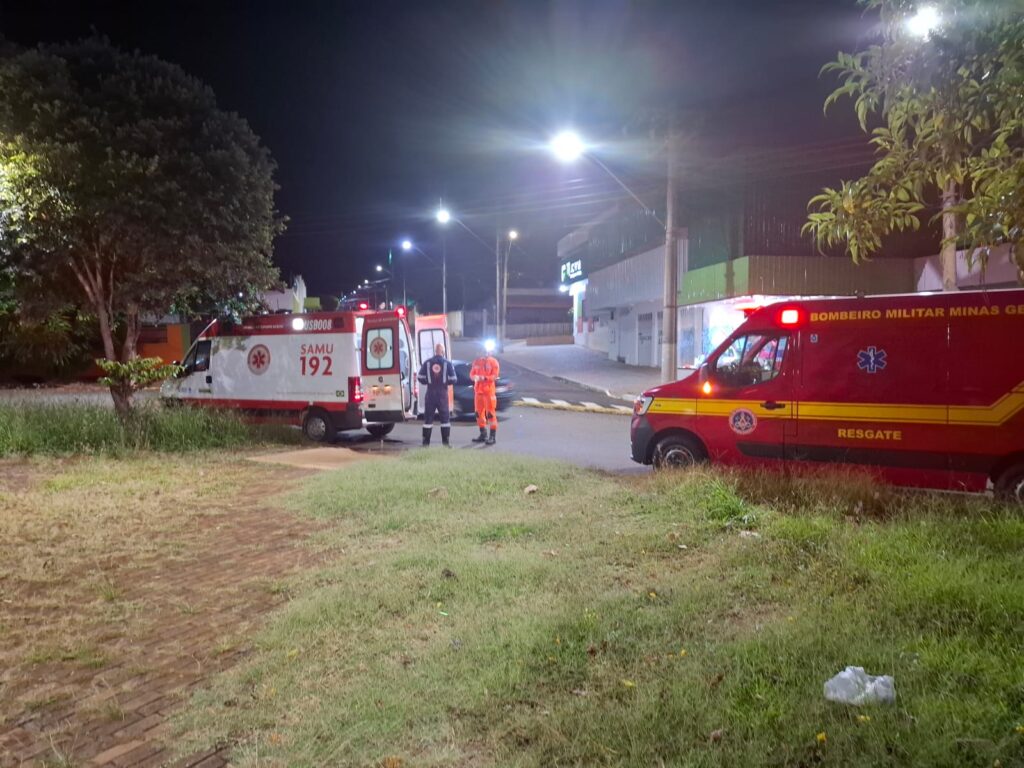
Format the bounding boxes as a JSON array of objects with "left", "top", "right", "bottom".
[{"left": 497, "top": 341, "right": 661, "bottom": 401}]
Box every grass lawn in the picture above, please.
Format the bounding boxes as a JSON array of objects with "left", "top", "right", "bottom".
[{"left": 175, "top": 452, "right": 1024, "bottom": 767}]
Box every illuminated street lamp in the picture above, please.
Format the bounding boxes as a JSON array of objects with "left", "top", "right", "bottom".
[
  {"left": 906, "top": 5, "right": 941, "bottom": 37},
  {"left": 549, "top": 130, "right": 585, "bottom": 163},
  {"left": 436, "top": 204, "right": 451, "bottom": 314},
  {"left": 548, "top": 126, "right": 678, "bottom": 383},
  {"left": 401, "top": 239, "right": 412, "bottom": 252},
  {"left": 508, "top": 229, "right": 518, "bottom": 241}
]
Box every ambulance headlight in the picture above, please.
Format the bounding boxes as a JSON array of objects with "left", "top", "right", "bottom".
[
  {"left": 634, "top": 395, "right": 654, "bottom": 416},
  {"left": 291, "top": 317, "right": 305, "bottom": 331}
]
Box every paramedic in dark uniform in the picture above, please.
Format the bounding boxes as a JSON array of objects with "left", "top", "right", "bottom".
[{"left": 417, "top": 343, "right": 457, "bottom": 447}]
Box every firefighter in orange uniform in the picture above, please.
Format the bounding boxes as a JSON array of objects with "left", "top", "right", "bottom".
[{"left": 470, "top": 345, "right": 500, "bottom": 445}]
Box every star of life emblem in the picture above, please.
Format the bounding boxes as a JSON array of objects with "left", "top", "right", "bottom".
[{"left": 857, "top": 346, "right": 887, "bottom": 374}]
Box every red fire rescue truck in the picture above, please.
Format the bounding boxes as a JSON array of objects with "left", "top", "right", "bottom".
[
  {"left": 631, "top": 289, "right": 1024, "bottom": 502},
  {"left": 161, "top": 306, "right": 436, "bottom": 442}
]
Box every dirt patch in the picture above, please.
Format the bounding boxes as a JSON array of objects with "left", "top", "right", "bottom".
[
  {"left": 247, "top": 445, "right": 387, "bottom": 471},
  {"left": 0, "top": 456, "right": 323, "bottom": 768}
]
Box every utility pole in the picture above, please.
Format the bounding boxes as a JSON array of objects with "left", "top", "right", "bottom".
[
  {"left": 442, "top": 230, "right": 448, "bottom": 316},
  {"left": 501, "top": 236, "right": 512, "bottom": 348},
  {"left": 661, "top": 129, "right": 680, "bottom": 384},
  {"left": 494, "top": 227, "right": 502, "bottom": 349}
]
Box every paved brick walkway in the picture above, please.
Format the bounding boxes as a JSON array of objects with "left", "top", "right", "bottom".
[{"left": 0, "top": 471, "right": 321, "bottom": 768}]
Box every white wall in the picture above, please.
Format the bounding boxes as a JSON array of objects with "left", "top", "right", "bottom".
[
  {"left": 914, "top": 246, "right": 1021, "bottom": 291},
  {"left": 263, "top": 275, "right": 307, "bottom": 313},
  {"left": 587, "top": 245, "right": 665, "bottom": 310}
]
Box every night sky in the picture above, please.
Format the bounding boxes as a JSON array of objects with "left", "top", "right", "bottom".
[{"left": 0, "top": 0, "right": 872, "bottom": 311}]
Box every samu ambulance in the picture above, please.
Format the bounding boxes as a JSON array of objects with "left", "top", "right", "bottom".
[
  {"left": 162, "top": 306, "right": 430, "bottom": 442},
  {"left": 631, "top": 288, "right": 1024, "bottom": 502}
]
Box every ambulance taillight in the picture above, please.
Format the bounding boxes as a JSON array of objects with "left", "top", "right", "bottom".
[{"left": 349, "top": 376, "right": 364, "bottom": 404}]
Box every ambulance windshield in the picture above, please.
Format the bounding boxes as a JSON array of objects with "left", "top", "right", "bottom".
[{"left": 713, "top": 334, "right": 787, "bottom": 388}]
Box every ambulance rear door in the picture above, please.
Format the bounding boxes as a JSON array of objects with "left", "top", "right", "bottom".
[
  {"left": 414, "top": 314, "right": 452, "bottom": 411},
  {"left": 361, "top": 312, "right": 412, "bottom": 420}
]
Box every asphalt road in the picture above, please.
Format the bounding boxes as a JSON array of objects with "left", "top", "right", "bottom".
[
  {"left": 339, "top": 406, "right": 643, "bottom": 473},
  {"left": 451, "top": 340, "right": 630, "bottom": 412}
]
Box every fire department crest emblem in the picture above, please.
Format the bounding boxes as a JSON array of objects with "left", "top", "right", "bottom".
[
  {"left": 431, "top": 363, "right": 442, "bottom": 375},
  {"left": 729, "top": 408, "right": 757, "bottom": 436},
  {"left": 247, "top": 344, "right": 271, "bottom": 375}
]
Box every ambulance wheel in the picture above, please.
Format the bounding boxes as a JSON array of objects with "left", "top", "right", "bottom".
[
  {"left": 366, "top": 423, "right": 395, "bottom": 439},
  {"left": 994, "top": 462, "right": 1024, "bottom": 506},
  {"left": 302, "top": 409, "right": 334, "bottom": 443},
  {"left": 653, "top": 434, "right": 707, "bottom": 470}
]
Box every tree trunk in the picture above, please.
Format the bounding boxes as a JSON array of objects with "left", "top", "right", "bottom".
[
  {"left": 941, "top": 181, "right": 958, "bottom": 292},
  {"left": 109, "top": 382, "right": 133, "bottom": 421}
]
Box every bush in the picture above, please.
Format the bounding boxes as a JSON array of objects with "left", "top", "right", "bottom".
[{"left": 0, "top": 402, "right": 300, "bottom": 456}]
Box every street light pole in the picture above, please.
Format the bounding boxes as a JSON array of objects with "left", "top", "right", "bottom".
[
  {"left": 502, "top": 230, "right": 517, "bottom": 351},
  {"left": 661, "top": 130, "right": 680, "bottom": 384},
  {"left": 549, "top": 129, "right": 677, "bottom": 382},
  {"left": 494, "top": 227, "right": 501, "bottom": 348},
  {"left": 436, "top": 205, "right": 451, "bottom": 316}
]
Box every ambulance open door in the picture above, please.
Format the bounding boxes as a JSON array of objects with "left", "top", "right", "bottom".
[{"left": 415, "top": 314, "right": 452, "bottom": 411}]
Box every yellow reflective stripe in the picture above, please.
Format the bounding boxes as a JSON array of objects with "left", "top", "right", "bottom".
[
  {"left": 798, "top": 402, "right": 945, "bottom": 424},
  {"left": 648, "top": 379, "right": 1024, "bottom": 428},
  {"left": 648, "top": 398, "right": 698, "bottom": 415},
  {"left": 696, "top": 400, "right": 794, "bottom": 418},
  {"left": 949, "top": 386, "right": 1024, "bottom": 426}
]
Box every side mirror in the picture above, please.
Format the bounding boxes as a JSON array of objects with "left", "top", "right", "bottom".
[{"left": 698, "top": 362, "right": 710, "bottom": 384}]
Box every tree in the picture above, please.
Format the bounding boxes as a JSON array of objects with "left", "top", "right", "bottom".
[
  {"left": 0, "top": 38, "right": 283, "bottom": 415},
  {"left": 804, "top": 0, "right": 1024, "bottom": 288}
]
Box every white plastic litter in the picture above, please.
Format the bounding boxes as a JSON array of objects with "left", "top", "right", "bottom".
[{"left": 824, "top": 666, "right": 895, "bottom": 705}]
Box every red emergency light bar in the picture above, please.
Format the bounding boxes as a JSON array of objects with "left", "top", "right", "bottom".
[
  {"left": 357, "top": 302, "right": 369, "bottom": 311},
  {"left": 777, "top": 307, "right": 805, "bottom": 327},
  {"left": 395, "top": 305, "right": 407, "bottom": 319}
]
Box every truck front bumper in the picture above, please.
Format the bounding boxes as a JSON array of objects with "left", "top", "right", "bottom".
[{"left": 630, "top": 416, "right": 655, "bottom": 464}]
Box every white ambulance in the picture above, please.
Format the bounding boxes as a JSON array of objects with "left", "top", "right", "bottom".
[{"left": 162, "top": 307, "right": 433, "bottom": 442}]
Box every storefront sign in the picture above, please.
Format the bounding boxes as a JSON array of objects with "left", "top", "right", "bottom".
[{"left": 560, "top": 258, "right": 584, "bottom": 283}]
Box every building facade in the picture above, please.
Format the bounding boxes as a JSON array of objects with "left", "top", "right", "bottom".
[{"left": 556, "top": 166, "right": 1003, "bottom": 370}]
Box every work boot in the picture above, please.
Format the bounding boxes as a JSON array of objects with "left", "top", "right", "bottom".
[
  {"left": 422, "top": 426, "right": 431, "bottom": 446},
  {"left": 441, "top": 426, "right": 452, "bottom": 447},
  {"left": 471, "top": 427, "right": 487, "bottom": 443},
  {"left": 485, "top": 426, "right": 496, "bottom": 445}
]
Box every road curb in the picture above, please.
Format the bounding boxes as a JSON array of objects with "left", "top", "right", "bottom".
[
  {"left": 547, "top": 375, "right": 637, "bottom": 403},
  {"left": 513, "top": 399, "right": 631, "bottom": 416}
]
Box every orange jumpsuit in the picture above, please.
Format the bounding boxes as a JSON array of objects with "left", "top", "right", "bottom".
[{"left": 470, "top": 355, "right": 500, "bottom": 431}]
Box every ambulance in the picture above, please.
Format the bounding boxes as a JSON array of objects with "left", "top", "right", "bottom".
[
  {"left": 161, "top": 306, "right": 437, "bottom": 442},
  {"left": 630, "top": 289, "right": 1024, "bottom": 502}
]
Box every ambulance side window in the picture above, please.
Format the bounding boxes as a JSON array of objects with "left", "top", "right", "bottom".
[
  {"left": 713, "top": 334, "right": 787, "bottom": 388},
  {"left": 365, "top": 328, "right": 394, "bottom": 370},
  {"left": 418, "top": 329, "right": 446, "bottom": 364},
  {"left": 193, "top": 340, "right": 212, "bottom": 373}
]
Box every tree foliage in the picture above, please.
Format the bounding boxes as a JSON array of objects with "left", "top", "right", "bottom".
[
  {"left": 0, "top": 38, "right": 283, "bottom": 413},
  {"left": 804, "top": 0, "right": 1024, "bottom": 283}
]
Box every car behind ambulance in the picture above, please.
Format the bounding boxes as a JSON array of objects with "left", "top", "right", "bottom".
[
  {"left": 162, "top": 307, "right": 424, "bottom": 441},
  {"left": 631, "top": 289, "right": 1024, "bottom": 502}
]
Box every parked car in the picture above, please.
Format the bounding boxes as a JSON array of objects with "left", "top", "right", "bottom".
[{"left": 451, "top": 360, "right": 515, "bottom": 419}]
